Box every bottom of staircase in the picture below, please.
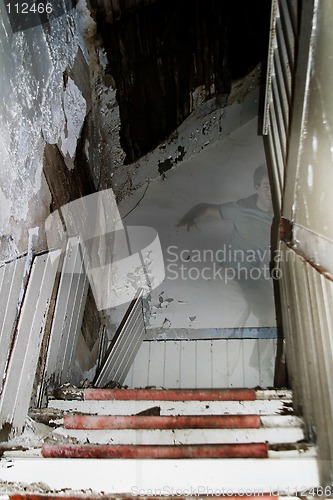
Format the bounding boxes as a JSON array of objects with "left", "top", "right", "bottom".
[{"left": 0, "top": 388, "right": 321, "bottom": 497}]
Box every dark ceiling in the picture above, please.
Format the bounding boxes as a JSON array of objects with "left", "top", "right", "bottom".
[{"left": 90, "top": 0, "right": 271, "bottom": 163}]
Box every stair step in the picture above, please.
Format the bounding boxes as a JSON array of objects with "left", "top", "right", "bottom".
[
  {"left": 1, "top": 388, "right": 316, "bottom": 496},
  {"left": 63, "top": 414, "right": 261, "bottom": 430},
  {"left": 5, "top": 442, "right": 316, "bottom": 460},
  {"left": 1, "top": 496, "right": 297, "bottom": 500},
  {"left": 51, "top": 387, "right": 293, "bottom": 402},
  {"left": 51, "top": 424, "right": 304, "bottom": 445},
  {"left": 0, "top": 457, "right": 320, "bottom": 493},
  {"left": 42, "top": 442, "right": 269, "bottom": 459},
  {"left": 84, "top": 388, "right": 257, "bottom": 401},
  {"left": 48, "top": 398, "right": 292, "bottom": 416}
]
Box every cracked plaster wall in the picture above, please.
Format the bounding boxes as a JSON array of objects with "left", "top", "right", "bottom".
[{"left": 0, "top": 0, "right": 98, "bottom": 263}]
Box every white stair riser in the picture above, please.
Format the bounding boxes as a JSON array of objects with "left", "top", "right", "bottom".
[
  {"left": 256, "top": 389, "right": 292, "bottom": 400},
  {"left": 0, "top": 458, "right": 320, "bottom": 494},
  {"left": 48, "top": 399, "right": 292, "bottom": 415},
  {"left": 260, "top": 415, "right": 303, "bottom": 427},
  {"left": 51, "top": 426, "right": 304, "bottom": 445},
  {"left": 267, "top": 447, "right": 317, "bottom": 458}
]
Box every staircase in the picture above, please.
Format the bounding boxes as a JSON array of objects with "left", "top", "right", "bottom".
[{"left": 0, "top": 388, "right": 320, "bottom": 497}]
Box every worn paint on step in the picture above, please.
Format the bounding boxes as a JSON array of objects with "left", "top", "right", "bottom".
[
  {"left": 49, "top": 399, "right": 292, "bottom": 416},
  {"left": 42, "top": 442, "right": 268, "bottom": 459},
  {"left": 64, "top": 414, "right": 261, "bottom": 430},
  {"left": 51, "top": 425, "right": 305, "bottom": 445},
  {"left": 83, "top": 388, "right": 256, "bottom": 401}
]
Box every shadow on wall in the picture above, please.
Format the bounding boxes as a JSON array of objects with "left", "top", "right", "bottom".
[{"left": 120, "top": 118, "right": 278, "bottom": 333}]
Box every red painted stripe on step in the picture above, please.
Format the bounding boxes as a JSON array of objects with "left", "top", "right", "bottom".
[
  {"left": 9, "top": 497, "right": 105, "bottom": 500},
  {"left": 64, "top": 414, "right": 261, "bottom": 430},
  {"left": 84, "top": 388, "right": 256, "bottom": 401},
  {"left": 10, "top": 496, "right": 278, "bottom": 500},
  {"left": 42, "top": 443, "right": 268, "bottom": 459},
  {"left": 9, "top": 497, "right": 100, "bottom": 500}
]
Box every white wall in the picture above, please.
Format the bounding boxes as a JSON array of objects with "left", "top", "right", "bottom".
[
  {"left": 124, "top": 339, "right": 276, "bottom": 389},
  {"left": 120, "top": 117, "right": 277, "bottom": 331}
]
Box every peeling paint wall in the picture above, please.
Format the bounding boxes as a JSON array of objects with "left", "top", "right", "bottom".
[{"left": 0, "top": 0, "right": 96, "bottom": 262}]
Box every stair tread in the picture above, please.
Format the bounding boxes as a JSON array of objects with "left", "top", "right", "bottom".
[
  {"left": 64, "top": 414, "right": 261, "bottom": 430},
  {"left": 42, "top": 442, "right": 269, "bottom": 459},
  {"left": 84, "top": 388, "right": 257, "bottom": 401},
  {"left": 51, "top": 387, "right": 293, "bottom": 400},
  {"left": 2, "top": 388, "right": 317, "bottom": 496},
  {"left": 51, "top": 425, "right": 305, "bottom": 445},
  {"left": 0, "top": 495, "right": 289, "bottom": 500},
  {"left": 48, "top": 399, "right": 293, "bottom": 416},
  {"left": 0, "top": 457, "right": 320, "bottom": 493}
]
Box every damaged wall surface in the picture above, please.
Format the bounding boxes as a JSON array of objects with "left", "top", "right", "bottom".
[
  {"left": 0, "top": 1, "right": 108, "bottom": 380},
  {"left": 0, "top": 0, "right": 97, "bottom": 262}
]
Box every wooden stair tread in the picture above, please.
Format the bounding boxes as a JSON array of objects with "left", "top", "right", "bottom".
[
  {"left": 42, "top": 442, "right": 268, "bottom": 459},
  {"left": 64, "top": 414, "right": 261, "bottom": 430}
]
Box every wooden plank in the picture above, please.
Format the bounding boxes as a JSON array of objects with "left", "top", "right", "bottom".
[
  {"left": 101, "top": 312, "right": 145, "bottom": 386},
  {"left": 0, "top": 256, "right": 26, "bottom": 394},
  {"left": 43, "top": 239, "right": 88, "bottom": 388},
  {"left": 243, "top": 339, "right": 260, "bottom": 389},
  {"left": 259, "top": 340, "right": 275, "bottom": 388},
  {"left": 63, "top": 414, "right": 261, "bottom": 430},
  {"left": 196, "top": 340, "right": 213, "bottom": 388},
  {"left": 164, "top": 341, "right": 181, "bottom": 388},
  {"left": 41, "top": 442, "right": 268, "bottom": 459},
  {"left": 53, "top": 424, "right": 305, "bottom": 446},
  {"left": 83, "top": 388, "right": 256, "bottom": 401},
  {"left": 180, "top": 341, "right": 197, "bottom": 389},
  {"left": 43, "top": 239, "right": 81, "bottom": 384},
  {"left": 49, "top": 399, "right": 291, "bottom": 416},
  {"left": 60, "top": 243, "right": 89, "bottom": 384},
  {"left": 95, "top": 289, "right": 145, "bottom": 387},
  {"left": 147, "top": 341, "right": 166, "bottom": 388},
  {"left": 0, "top": 250, "right": 60, "bottom": 437},
  {"left": 212, "top": 340, "right": 229, "bottom": 388},
  {"left": 227, "top": 340, "right": 244, "bottom": 388},
  {"left": 131, "top": 342, "right": 150, "bottom": 388},
  {"left": 123, "top": 361, "right": 134, "bottom": 388}
]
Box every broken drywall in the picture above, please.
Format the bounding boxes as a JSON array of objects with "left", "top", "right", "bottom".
[
  {"left": 0, "top": 1, "right": 96, "bottom": 263},
  {"left": 113, "top": 70, "right": 261, "bottom": 201}
]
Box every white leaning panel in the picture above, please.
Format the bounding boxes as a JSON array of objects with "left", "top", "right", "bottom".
[
  {"left": 0, "top": 256, "right": 27, "bottom": 394},
  {"left": 0, "top": 250, "right": 60, "bottom": 436}
]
